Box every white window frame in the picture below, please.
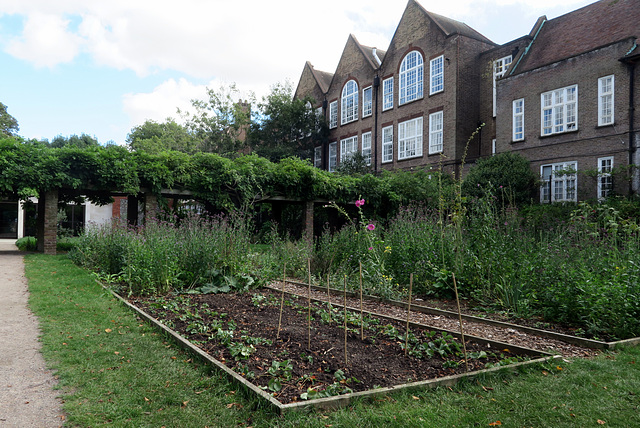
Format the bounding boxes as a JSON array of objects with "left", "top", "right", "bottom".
[
  {"left": 399, "top": 117, "right": 423, "bottom": 160},
  {"left": 428, "top": 111, "right": 443, "bottom": 154},
  {"left": 314, "top": 146, "right": 322, "bottom": 168},
  {"left": 382, "top": 126, "right": 393, "bottom": 163},
  {"left": 598, "top": 156, "right": 614, "bottom": 200},
  {"left": 383, "top": 77, "right": 393, "bottom": 111},
  {"left": 540, "top": 161, "right": 577, "bottom": 203},
  {"left": 329, "top": 101, "right": 338, "bottom": 129},
  {"left": 492, "top": 138, "right": 496, "bottom": 155},
  {"left": 541, "top": 85, "right": 578, "bottom": 136},
  {"left": 362, "top": 86, "right": 373, "bottom": 117},
  {"left": 340, "top": 136, "right": 358, "bottom": 162},
  {"left": 328, "top": 142, "right": 337, "bottom": 172},
  {"left": 429, "top": 55, "right": 444, "bottom": 95},
  {"left": 341, "top": 80, "right": 359, "bottom": 125},
  {"left": 598, "top": 75, "right": 614, "bottom": 126},
  {"left": 493, "top": 55, "right": 512, "bottom": 117},
  {"left": 399, "top": 51, "right": 424, "bottom": 105},
  {"left": 361, "top": 132, "right": 372, "bottom": 166},
  {"left": 512, "top": 98, "right": 524, "bottom": 141}
]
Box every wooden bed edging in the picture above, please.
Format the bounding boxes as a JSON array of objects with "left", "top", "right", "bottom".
[
  {"left": 282, "top": 280, "right": 640, "bottom": 350},
  {"left": 105, "top": 286, "right": 558, "bottom": 414}
]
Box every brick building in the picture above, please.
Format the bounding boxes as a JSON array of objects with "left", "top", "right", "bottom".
[{"left": 295, "top": 0, "right": 640, "bottom": 201}]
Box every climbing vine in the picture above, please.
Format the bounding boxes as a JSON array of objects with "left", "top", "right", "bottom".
[{"left": 0, "top": 136, "right": 451, "bottom": 215}]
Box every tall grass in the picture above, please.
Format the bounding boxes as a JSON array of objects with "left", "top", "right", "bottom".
[
  {"left": 295, "top": 196, "right": 640, "bottom": 340},
  {"left": 70, "top": 212, "right": 254, "bottom": 296}
]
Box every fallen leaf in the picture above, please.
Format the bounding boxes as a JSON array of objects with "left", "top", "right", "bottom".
[
  {"left": 181, "top": 401, "right": 189, "bottom": 408},
  {"left": 489, "top": 421, "right": 502, "bottom": 426},
  {"left": 556, "top": 366, "right": 563, "bottom": 371},
  {"left": 412, "top": 396, "right": 420, "bottom": 400},
  {"left": 105, "top": 328, "right": 112, "bottom": 333},
  {"left": 597, "top": 420, "right": 606, "bottom": 425},
  {"left": 114, "top": 351, "right": 120, "bottom": 355},
  {"left": 144, "top": 397, "right": 150, "bottom": 402}
]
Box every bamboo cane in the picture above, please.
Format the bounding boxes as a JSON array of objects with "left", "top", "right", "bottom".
[
  {"left": 359, "top": 260, "right": 364, "bottom": 341},
  {"left": 277, "top": 263, "right": 286, "bottom": 340},
  {"left": 344, "top": 274, "right": 348, "bottom": 366},
  {"left": 326, "top": 273, "right": 332, "bottom": 324},
  {"left": 453, "top": 273, "right": 470, "bottom": 372},
  {"left": 307, "top": 258, "right": 311, "bottom": 350},
  {"left": 404, "top": 273, "right": 413, "bottom": 356}
]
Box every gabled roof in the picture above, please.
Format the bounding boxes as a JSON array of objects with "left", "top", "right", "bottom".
[
  {"left": 414, "top": 0, "right": 495, "bottom": 45},
  {"left": 513, "top": 0, "right": 640, "bottom": 73},
  {"left": 295, "top": 61, "right": 333, "bottom": 97},
  {"left": 308, "top": 62, "right": 334, "bottom": 94},
  {"left": 347, "top": 34, "right": 385, "bottom": 71}
]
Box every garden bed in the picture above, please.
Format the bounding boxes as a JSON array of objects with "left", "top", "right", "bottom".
[
  {"left": 276, "top": 280, "right": 640, "bottom": 353},
  {"left": 116, "top": 287, "right": 554, "bottom": 412}
]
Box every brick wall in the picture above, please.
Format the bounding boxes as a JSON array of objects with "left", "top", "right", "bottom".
[{"left": 496, "top": 40, "right": 637, "bottom": 199}]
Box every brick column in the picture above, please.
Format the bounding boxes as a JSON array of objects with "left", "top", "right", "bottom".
[
  {"left": 43, "top": 190, "right": 58, "bottom": 255},
  {"left": 144, "top": 193, "right": 159, "bottom": 225},
  {"left": 302, "top": 201, "right": 314, "bottom": 241}
]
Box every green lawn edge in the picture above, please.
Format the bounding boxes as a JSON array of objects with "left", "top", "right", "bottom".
[{"left": 26, "top": 254, "right": 640, "bottom": 427}]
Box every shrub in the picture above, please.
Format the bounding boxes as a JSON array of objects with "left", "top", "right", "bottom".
[
  {"left": 462, "top": 152, "right": 538, "bottom": 206},
  {"left": 15, "top": 236, "right": 37, "bottom": 251}
]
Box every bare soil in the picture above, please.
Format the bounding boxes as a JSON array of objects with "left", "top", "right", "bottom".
[
  {"left": 130, "top": 289, "right": 543, "bottom": 405},
  {"left": 275, "top": 281, "right": 601, "bottom": 358}
]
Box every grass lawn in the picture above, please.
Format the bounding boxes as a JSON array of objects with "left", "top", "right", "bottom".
[{"left": 26, "top": 254, "right": 640, "bottom": 427}]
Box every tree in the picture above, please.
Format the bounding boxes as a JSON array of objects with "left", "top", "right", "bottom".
[
  {"left": 50, "top": 134, "right": 99, "bottom": 148},
  {"left": 0, "top": 102, "right": 19, "bottom": 137},
  {"left": 127, "top": 119, "right": 199, "bottom": 154},
  {"left": 248, "top": 81, "right": 328, "bottom": 162},
  {"left": 335, "top": 152, "right": 372, "bottom": 176},
  {"left": 180, "top": 83, "right": 253, "bottom": 157}
]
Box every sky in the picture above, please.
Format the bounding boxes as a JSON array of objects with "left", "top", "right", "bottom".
[{"left": 0, "top": 0, "right": 595, "bottom": 146}]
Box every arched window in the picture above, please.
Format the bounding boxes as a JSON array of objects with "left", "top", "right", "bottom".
[
  {"left": 399, "top": 51, "right": 423, "bottom": 105},
  {"left": 341, "top": 80, "right": 358, "bottom": 124}
]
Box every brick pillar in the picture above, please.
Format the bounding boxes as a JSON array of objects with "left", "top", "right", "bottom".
[
  {"left": 43, "top": 190, "right": 58, "bottom": 255},
  {"left": 144, "top": 193, "right": 159, "bottom": 225},
  {"left": 302, "top": 201, "right": 314, "bottom": 242}
]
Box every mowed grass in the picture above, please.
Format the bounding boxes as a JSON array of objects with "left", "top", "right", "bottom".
[{"left": 26, "top": 254, "right": 640, "bottom": 427}]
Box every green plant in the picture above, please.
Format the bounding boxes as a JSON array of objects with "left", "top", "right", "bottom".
[{"left": 15, "top": 236, "right": 37, "bottom": 251}]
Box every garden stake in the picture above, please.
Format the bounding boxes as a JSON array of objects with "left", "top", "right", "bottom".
[
  {"left": 404, "top": 274, "right": 413, "bottom": 357},
  {"left": 359, "top": 260, "right": 364, "bottom": 341},
  {"left": 452, "top": 273, "right": 470, "bottom": 372},
  {"left": 307, "top": 258, "right": 311, "bottom": 350},
  {"left": 326, "top": 274, "right": 332, "bottom": 325},
  {"left": 344, "top": 274, "right": 348, "bottom": 366},
  {"left": 277, "top": 263, "right": 286, "bottom": 340}
]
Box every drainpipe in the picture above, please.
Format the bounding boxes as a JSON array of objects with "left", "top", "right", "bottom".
[
  {"left": 373, "top": 75, "right": 380, "bottom": 173},
  {"left": 628, "top": 61, "right": 635, "bottom": 195},
  {"left": 620, "top": 43, "right": 638, "bottom": 195}
]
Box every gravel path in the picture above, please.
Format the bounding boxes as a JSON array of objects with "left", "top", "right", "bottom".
[
  {"left": 270, "top": 281, "right": 599, "bottom": 359},
  {"left": 0, "top": 240, "right": 64, "bottom": 427}
]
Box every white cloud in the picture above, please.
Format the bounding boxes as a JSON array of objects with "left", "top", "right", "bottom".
[
  {"left": 5, "top": 12, "right": 82, "bottom": 67},
  {"left": 122, "top": 78, "right": 206, "bottom": 127}
]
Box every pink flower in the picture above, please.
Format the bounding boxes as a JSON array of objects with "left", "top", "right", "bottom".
[
  {"left": 366, "top": 223, "right": 375, "bottom": 231},
  {"left": 355, "top": 199, "right": 365, "bottom": 207},
  {"left": 368, "top": 247, "right": 373, "bottom": 250}
]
